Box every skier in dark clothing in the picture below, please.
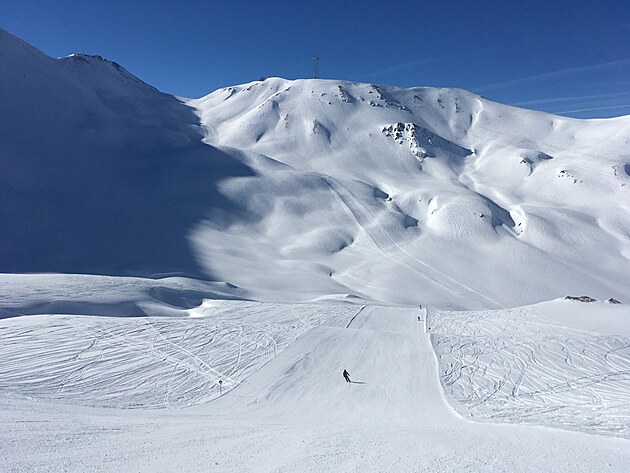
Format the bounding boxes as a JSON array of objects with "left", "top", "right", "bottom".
[{"left": 343, "top": 369, "right": 351, "bottom": 383}]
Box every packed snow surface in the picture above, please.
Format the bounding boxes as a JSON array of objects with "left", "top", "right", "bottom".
[
  {"left": 430, "top": 300, "right": 630, "bottom": 437},
  {"left": 0, "top": 300, "right": 357, "bottom": 408},
  {"left": 2, "top": 304, "right": 630, "bottom": 472},
  {"left": 1, "top": 28, "right": 630, "bottom": 472}
]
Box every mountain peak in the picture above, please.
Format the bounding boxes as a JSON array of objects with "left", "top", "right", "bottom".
[
  {"left": 0, "top": 28, "right": 149, "bottom": 90},
  {"left": 60, "top": 52, "right": 149, "bottom": 86},
  {"left": 1, "top": 29, "right": 629, "bottom": 308}
]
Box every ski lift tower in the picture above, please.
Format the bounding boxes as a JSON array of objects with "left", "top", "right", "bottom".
[{"left": 312, "top": 56, "right": 320, "bottom": 79}]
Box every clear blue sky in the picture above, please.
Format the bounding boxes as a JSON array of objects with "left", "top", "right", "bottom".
[{"left": 3, "top": 0, "right": 630, "bottom": 118}]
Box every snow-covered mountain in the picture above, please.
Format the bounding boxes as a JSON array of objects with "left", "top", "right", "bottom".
[
  {"left": 0, "top": 28, "right": 252, "bottom": 280},
  {"left": 2, "top": 29, "right": 630, "bottom": 472},
  {"left": 1, "top": 28, "right": 629, "bottom": 309},
  {"left": 190, "top": 79, "right": 630, "bottom": 308}
]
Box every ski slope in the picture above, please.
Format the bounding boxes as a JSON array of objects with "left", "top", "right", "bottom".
[
  {"left": 0, "top": 301, "right": 357, "bottom": 408},
  {"left": 1, "top": 28, "right": 630, "bottom": 472},
  {"left": 430, "top": 300, "right": 630, "bottom": 438},
  {"left": 2, "top": 304, "right": 630, "bottom": 472}
]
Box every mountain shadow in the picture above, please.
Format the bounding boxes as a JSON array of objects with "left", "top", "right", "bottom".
[{"left": 0, "top": 28, "right": 254, "bottom": 279}]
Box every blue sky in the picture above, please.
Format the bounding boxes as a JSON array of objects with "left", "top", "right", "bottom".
[{"left": 2, "top": 0, "right": 630, "bottom": 118}]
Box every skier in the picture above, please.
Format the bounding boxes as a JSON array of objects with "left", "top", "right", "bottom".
[{"left": 343, "top": 369, "right": 351, "bottom": 383}]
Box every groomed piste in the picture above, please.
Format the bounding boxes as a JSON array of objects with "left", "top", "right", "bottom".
[
  {"left": 1, "top": 27, "right": 629, "bottom": 472},
  {"left": 2, "top": 302, "right": 630, "bottom": 472}
]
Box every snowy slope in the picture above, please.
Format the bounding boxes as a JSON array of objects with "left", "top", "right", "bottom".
[
  {"left": 430, "top": 299, "right": 630, "bottom": 437},
  {"left": 189, "top": 78, "right": 630, "bottom": 308},
  {"left": 2, "top": 28, "right": 630, "bottom": 473},
  {"left": 0, "top": 301, "right": 358, "bottom": 408},
  {"left": 0, "top": 28, "right": 253, "bottom": 279},
  {"left": 2, "top": 28, "right": 629, "bottom": 309},
  {"left": 2, "top": 304, "right": 630, "bottom": 472}
]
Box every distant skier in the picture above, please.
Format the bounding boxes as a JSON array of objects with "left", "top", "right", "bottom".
[{"left": 343, "top": 369, "right": 351, "bottom": 383}]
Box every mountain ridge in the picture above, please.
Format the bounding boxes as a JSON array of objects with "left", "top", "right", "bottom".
[
  {"left": 186, "top": 75, "right": 629, "bottom": 307},
  {"left": 1, "top": 28, "right": 629, "bottom": 309}
]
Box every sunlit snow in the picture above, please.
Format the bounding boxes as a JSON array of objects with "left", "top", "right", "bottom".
[{"left": 1, "top": 27, "right": 629, "bottom": 472}]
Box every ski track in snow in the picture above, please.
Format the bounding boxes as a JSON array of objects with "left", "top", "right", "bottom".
[
  {"left": 321, "top": 176, "right": 503, "bottom": 309},
  {"left": 2, "top": 298, "right": 628, "bottom": 440},
  {"left": 1, "top": 28, "right": 630, "bottom": 470},
  {"left": 429, "top": 306, "right": 630, "bottom": 438},
  {"left": 2, "top": 303, "right": 630, "bottom": 473},
  {"left": 0, "top": 301, "right": 358, "bottom": 409}
]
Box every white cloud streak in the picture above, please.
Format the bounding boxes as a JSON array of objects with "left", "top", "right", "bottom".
[
  {"left": 474, "top": 59, "right": 630, "bottom": 92},
  {"left": 514, "top": 91, "right": 630, "bottom": 106},
  {"left": 553, "top": 104, "right": 630, "bottom": 114}
]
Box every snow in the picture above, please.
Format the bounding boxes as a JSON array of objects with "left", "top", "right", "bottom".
[
  {"left": 2, "top": 306, "right": 630, "bottom": 472},
  {"left": 0, "top": 28, "right": 254, "bottom": 280},
  {"left": 429, "top": 300, "right": 630, "bottom": 437},
  {"left": 188, "top": 78, "right": 630, "bottom": 308},
  {"left": 0, "top": 301, "right": 357, "bottom": 408},
  {"left": 534, "top": 298, "right": 630, "bottom": 336},
  {"left": 2, "top": 26, "right": 629, "bottom": 308},
  {"left": 0, "top": 273, "right": 247, "bottom": 318},
  {"left": 1, "top": 28, "right": 630, "bottom": 471}
]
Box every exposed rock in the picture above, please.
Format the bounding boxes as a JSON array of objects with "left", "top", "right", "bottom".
[
  {"left": 382, "top": 122, "right": 428, "bottom": 158},
  {"left": 565, "top": 295, "right": 596, "bottom": 303}
]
